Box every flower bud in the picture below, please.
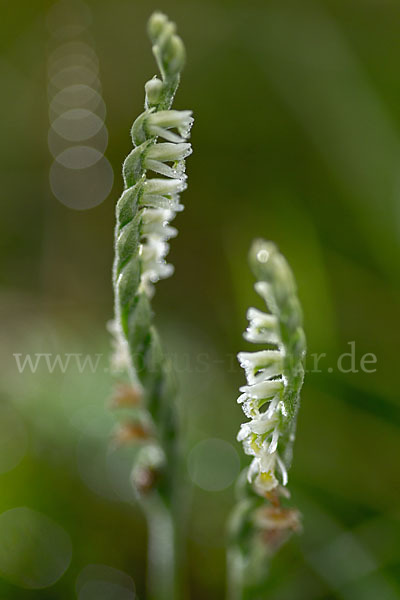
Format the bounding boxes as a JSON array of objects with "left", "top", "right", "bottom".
[
  {"left": 147, "top": 12, "right": 169, "bottom": 43},
  {"left": 254, "top": 505, "right": 302, "bottom": 553},
  {"left": 110, "top": 383, "right": 142, "bottom": 408},
  {"left": 131, "top": 444, "right": 166, "bottom": 496},
  {"left": 163, "top": 35, "right": 185, "bottom": 76},
  {"left": 112, "top": 421, "right": 151, "bottom": 446},
  {"left": 145, "top": 77, "right": 164, "bottom": 106}
]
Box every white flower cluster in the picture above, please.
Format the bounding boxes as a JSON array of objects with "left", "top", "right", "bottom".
[
  {"left": 110, "top": 110, "right": 193, "bottom": 370},
  {"left": 237, "top": 285, "right": 288, "bottom": 496},
  {"left": 139, "top": 110, "right": 193, "bottom": 296}
]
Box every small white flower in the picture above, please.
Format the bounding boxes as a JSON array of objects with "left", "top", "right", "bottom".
[
  {"left": 139, "top": 235, "right": 174, "bottom": 295},
  {"left": 259, "top": 447, "right": 276, "bottom": 473},
  {"left": 140, "top": 193, "right": 184, "bottom": 212},
  {"left": 238, "top": 350, "right": 283, "bottom": 384},
  {"left": 237, "top": 414, "right": 278, "bottom": 447},
  {"left": 147, "top": 141, "right": 192, "bottom": 162},
  {"left": 143, "top": 177, "right": 186, "bottom": 196},
  {"left": 141, "top": 208, "right": 177, "bottom": 239},
  {"left": 237, "top": 289, "right": 289, "bottom": 493},
  {"left": 239, "top": 379, "right": 283, "bottom": 401},
  {"left": 248, "top": 452, "right": 279, "bottom": 493},
  {"left": 247, "top": 447, "right": 288, "bottom": 494},
  {"left": 244, "top": 307, "right": 280, "bottom": 344},
  {"left": 147, "top": 110, "right": 194, "bottom": 142}
]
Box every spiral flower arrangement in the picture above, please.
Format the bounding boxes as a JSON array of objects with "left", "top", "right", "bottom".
[
  {"left": 109, "top": 13, "right": 193, "bottom": 600},
  {"left": 112, "top": 11, "right": 192, "bottom": 358},
  {"left": 228, "top": 240, "right": 306, "bottom": 600},
  {"left": 110, "top": 10, "right": 193, "bottom": 482},
  {"left": 237, "top": 239, "right": 306, "bottom": 498},
  {"left": 108, "top": 13, "right": 307, "bottom": 599}
]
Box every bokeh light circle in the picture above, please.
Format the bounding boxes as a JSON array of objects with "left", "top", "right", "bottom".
[
  {"left": 48, "top": 125, "right": 108, "bottom": 158},
  {"left": 51, "top": 108, "right": 104, "bottom": 142},
  {"left": 50, "top": 85, "right": 105, "bottom": 119},
  {"left": 79, "top": 581, "right": 135, "bottom": 600},
  {"left": 187, "top": 438, "right": 240, "bottom": 492},
  {"left": 49, "top": 41, "right": 98, "bottom": 65},
  {"left": 50, "top": 156, "right": 113, "bottom": 210},
  {"left": 46, "top": 0, "right": 92, "bottom": 38},
  {"left": 46, "top": 0, "right": 113, "bottom": 211},
  {"left": 47, "top": 54, "right": 99, "bottom": 80},
  {"left": 76, "top": 564, "right": 135, "bottom": 600},
  {"left": 55, "top": 146, "right": 104, "bottom": 169},
  {"left": 49, "top": 66, "right": 100, "bottom": 92},
  {"left": 0, "top": 507, "right": 72, "bottom": 588}
]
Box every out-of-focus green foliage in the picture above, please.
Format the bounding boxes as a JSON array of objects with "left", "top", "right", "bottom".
[{"left": 0, "top": 0, "right": 399, "bottom": 599}]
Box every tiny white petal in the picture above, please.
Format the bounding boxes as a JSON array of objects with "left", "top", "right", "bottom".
[
  {"left": 268, "top": 428, "right": 280, "bottom": 454},
  {"left": 247, "top": 457, "right": 260, "bottom": 483},
  {"left": 239, "top": 380, "right": 283, "bottom": 400},
  {"left": 254, "top": 281, "right": 270, "bottom": 300},
  {"left": 237, "top": 423, "right": 251, "bottom": 442},
  {"left": 144, "top": 177, "right": 186, "bottom": 195},
  {"left": 147, "top": 142, "right": 192, "bottom": 162},
  {"left": 259, "top": 448, "right": 276, "bottom": 473},
  {"left": 276, "top": 454, "right": 288, "bottom": 486},
  {"left": 146, "top": 159, "right": 186, "bottom": 179},
  {"left": 237, "top": 392, "right": 248, "bottom": 404},
  {"left": 237, "top": 349, "right": 283, "bottom": 384}
]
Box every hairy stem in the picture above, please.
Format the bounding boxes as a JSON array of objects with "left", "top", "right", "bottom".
[{"left": 144, "top": 493, "right": 177, "bottom": 600}]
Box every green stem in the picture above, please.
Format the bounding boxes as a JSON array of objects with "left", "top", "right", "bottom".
[
  {"left": 143, "top": 493, "right": 178, "bottom": 600},
  {"left": 226, "top": 546, "right": 245, "bottom": 600},
  {"left": 227, "top": 543, "right": 271, "bottom": 600}
]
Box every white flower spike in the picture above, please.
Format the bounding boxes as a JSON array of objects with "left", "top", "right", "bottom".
[
  {"left": 112, "top": 11, "right": 193, "bottom": 378},
  {"left": 236, "top": 240, "right": 306, "bottom": 497}
]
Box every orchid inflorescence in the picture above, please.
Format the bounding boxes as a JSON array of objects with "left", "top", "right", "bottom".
[
  {"left": 237, "top": 239, "right": 306, "bottom": 499},
  {"left": 107, "top": 12, "right": 307, "bottom": 598},
  {"left": 227, "top": 241, "right": 306, "bottom": 599},
  {"left": 110, "top": 11, "right": 193, "bottom": 495},
  {"left": 109, "top": 13, "right": 193, "bottom": 600}
]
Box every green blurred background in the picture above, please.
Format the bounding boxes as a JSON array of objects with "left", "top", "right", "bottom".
[{"left": 1, "top": 0, "right": 399, "bottom": 598}]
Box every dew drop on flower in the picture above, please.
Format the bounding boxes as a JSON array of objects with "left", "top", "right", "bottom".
[{"left": 257, "top": 249, "right": 269, "bottom": 263}]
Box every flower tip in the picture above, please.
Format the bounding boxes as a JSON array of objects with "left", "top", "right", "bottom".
[
  {"left": 249, "top": 239, "right": 277, "bottom": 279},
  {"left": 148, "top": 12, "right": 170, "bottom": 43}
]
